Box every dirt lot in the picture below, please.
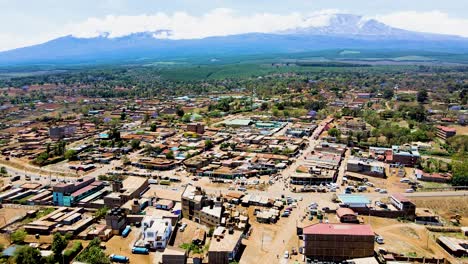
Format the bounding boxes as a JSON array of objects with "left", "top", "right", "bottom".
[
  {"left": 367, "top": 216, "right": 456, "bottom": 261},
  {"left": 411, "top": 196, "right": 468, "bottom": 226},
  {"left": 105, "top": 227, "right": 154, "bottom": 264}
]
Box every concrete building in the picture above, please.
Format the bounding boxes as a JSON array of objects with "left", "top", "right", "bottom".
[
  {"left": 390, "top": 193, "right": 416, "bottom": 219},
  {"left": 49, "top": 125, "right": 76, "bottom": 140},
  {"left": 140, "top": 216, "right": 172, "bottom": 249},
  {"left": 162, "top": 246, "right": 187, "bottom": 264},
  {"left": 53, "top": 177, "right": 104, "bottom": 206},
  {"left": 436, "top": 126, "right": 456, "bottom": 141},
  {"left": 104, "top": 176, "right": 149, "bottom": 208},
  {"left": 208, "top": 227, "right": 243, "bottom": 264},
  {"left": 346, "top": 157, "right": 386, "bottom": 178},
  {"left": 302, "top": 223, "right": 375, "bottom": 261},
  {"left": 187, "top": 123, "right": 205, "bottom": 134},
  {"left": 181, "top": 185, "right": 207, "bottom": 222}
]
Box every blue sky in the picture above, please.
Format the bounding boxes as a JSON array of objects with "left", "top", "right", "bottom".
[{"left": 1, "top": 0, "right": 468, "bottom": 51}]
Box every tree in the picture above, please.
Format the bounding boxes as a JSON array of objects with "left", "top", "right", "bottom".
[
  {"left": 130, "top": 139, "right": 140, "bottom": 150},
  {"left": 94, "top": 206, "right": 109, "bottom": 219},
  {"left": 143, "top": 113, "right": 150, "bottom": 123},
  {"left": 328, "top": 127, "right": 341, "bottom": 138},
  {"left": 64, "top": 150, "right": 77, "bottom": 160},
  {"left": 166, "top": 150, "right": 174, "bottom": 159},
  {"left": 150, "top": 123, "right": 157, "bottom": 132},
  {"left": 76, "top": 238, "right": 110, "bottom": 264},
  {"left": 15, "top": 246, "right": 43, "bottom": 264},
  {"left": 0, "top": 166, "right": 7, "bottom": 175},
  {"left": 11, "top": 229, "right": 27, "bottom": 244},
  {"left": 417, "top": 89, "right": 428, "bottom": 103},
  {"left": 176, "top": 108, "right": 185, "bottom": 117},
  {"left": 52, "top": 233, "right": 68, "bottom": 262},
  {"left": 120, "top": 111, "right": 126, "bottom": 120},
  {"left": 382, "top": 88, "right": 394, "bottom": 99},
  {"left": 451, "top": 160, "right": 468, "bottom": 186},
  {"left": 204, "top": 140, "right": 213, "bottom": 150}
]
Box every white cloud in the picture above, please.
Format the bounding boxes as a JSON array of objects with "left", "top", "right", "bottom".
[
  {"left": 66, "top": 8, "right": 338, "bottom": 39},
  {"left": 1, "top": 9, "right": 468, "bottom": 51},
  {"left": 375, "top": 11, "right": 468, "bottom": 37}
]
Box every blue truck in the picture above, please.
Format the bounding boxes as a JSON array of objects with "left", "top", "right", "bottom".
[
  {"left": 121, "top": 225, "right": 131, "bottom": 238},
  {"left": 109, "top": 254, "right": 129, "bottom": 263},
  {"left": 132, "top": 247, "right": 149, "bottom": 254}
]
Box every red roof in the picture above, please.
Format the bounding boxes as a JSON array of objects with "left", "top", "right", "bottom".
[
  {"left": 437, "top": 126, "right": 456, "bottom": 133},
  {"left": 391, "top": 193, "right": 411, "bottom": 203},
  {"left": 336, "top": 208, "right": 356, "bottom": 218},
  {"left": 303, "top": 223, "right": 373, "bottom": 236}
]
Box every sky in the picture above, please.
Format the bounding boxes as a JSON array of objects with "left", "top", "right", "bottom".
[{"left": 1, "top": 0, "right": 468, "bottom": 51}]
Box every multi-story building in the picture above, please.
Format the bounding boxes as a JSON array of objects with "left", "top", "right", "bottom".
[
  {"left": 181, "top": 185, "right": 207, "bottom": 222},
  {"left": 140, "top": 216, "right": 172, "bottom": 249},
  {"left": 49, "top": 125, "right": 76, "bottom": 140},
  {"left": 208, "top": 227, "right": 243, "bottom": 264},
  {"left": 346, "top": 157, "right": 386, "bottom": 178},
  {"left": 436, "top": 126, "right": 456, "bottom": 141},
  {"left": 302, "top": 223, "right": 374, "bottom": 261},
  {"left": 53, "top": 176, "right": 104, "bottom": 206},
  {"left": 187, "top": 123, "right": 205, "bottom": 134}
]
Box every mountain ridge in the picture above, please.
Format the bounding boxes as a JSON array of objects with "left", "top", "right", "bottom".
[{"left": 1, "top": 13, "right": 467, "bottom": 65}]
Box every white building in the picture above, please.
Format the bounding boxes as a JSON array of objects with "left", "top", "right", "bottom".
[{"left": 141, "top": 216, "right": 172, "bottom": 249}]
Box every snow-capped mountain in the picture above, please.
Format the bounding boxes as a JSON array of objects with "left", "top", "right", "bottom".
[{"left": 0, "top": 13, "right": 467, "bottom": 65}]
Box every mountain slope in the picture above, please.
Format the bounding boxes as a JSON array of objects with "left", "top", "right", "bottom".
[{"left": 1, "top": 14, "right": 467, "bottom": 65}]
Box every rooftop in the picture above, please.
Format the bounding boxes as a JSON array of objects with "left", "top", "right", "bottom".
[
  {"left": 303, "top": 223, "right": 374, "bottom": 236},
  {"left": 209, "top": 228, "right": 243, "bottom": 252},
  {"left": 338, "top": 195, "right": 371, "bottom": 205}
]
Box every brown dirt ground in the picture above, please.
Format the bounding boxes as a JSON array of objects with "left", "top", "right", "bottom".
[{"left": 105, "top": 227, "right": 154, "bottom": 264}]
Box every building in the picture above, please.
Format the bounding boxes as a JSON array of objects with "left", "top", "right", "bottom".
[
  {"left": 338, "top": 195, "right": 371, "bottom": 208},
  {"left": 390, "top": 145, "right": 420, "bottom": 167},
  {"left": 437, "top": 236, "right": 468, "bottom": 257},
  {"left": 53, "top": 177, "right": 104, "bottom": 206},
  {"left": 302, "top": 223, "right": 375, "bottom": 261},
  {"left": 187, "top": 123, "right": 205, "bottom": 134},
  {"left": 414, "top": 169, "right": 452, "bottom": 183},
  {"left": 140, "top": 216, "right": 172, "bottom": 249},
  {"left": 336, "top": 208, "right": 358, "bottom": 223},
  {"left": 181, "top": 185, "right": 207, "bottom": 222},
  {"left": 49, "top": 125, "right": 76, "bottom": 140},
  {"left": 200, "top": 205, "right": 223, "bottom": 227},
  {"left": 105, "top": 208, "right": 127, "bottom": 234},
  {"left": 347, "top": 157, "right": 386, "bottom": 178},
  {"left": 436, "top": 126, "right": 456, "bottom": 141},
  {"left": 162, "top": 246, "right": 187, "bottom": 264},
  {"left": 208, "top": 227, "right": 243, "bottom": 264},
  {"left": 390, "top": 193, "right": 416, "bottom": 219},
  {"left": 104, "top": 176, "right": 149, "bottom": 208}
]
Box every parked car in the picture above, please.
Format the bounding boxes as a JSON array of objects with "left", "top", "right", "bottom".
[
  {"left": 365, "top": 182, "right": 374, "bottom": 187},
  {"left": 179, "top": 223, "right": 187, "bottom": 232},
  {"left": 376, "top": 201, "right": 388, "bottom": 209},
  {"left": 281, "top": 212, "right": 290, "bottom": 217},
  {"left": 405, "top": 188, "right": 415, "bottom": 193},
  {"left": 284, "top": 251, "right": 289, "bottom": 259},
  {"left": 375, "top": 236, "right": 385, "bottom": 244},
  {"left": 321, "top": 207, "right": 330, "bottom": 212},
  {"left": 379, "top": 189, "right": 388, "bottom": 194},
  {"left": 400, "top": 178, "right": 410, "bottom": 183}
]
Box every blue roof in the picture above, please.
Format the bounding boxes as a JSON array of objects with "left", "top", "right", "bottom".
[
  {"left": 2, "top": 245, "right": 20, "bottom": 257},
  {"left": 338, "top": 195, "right": 370, "bottom": 204}
]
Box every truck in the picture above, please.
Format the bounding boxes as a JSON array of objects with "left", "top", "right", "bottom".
[
  {"left": 132, "top": 247, "right": 149, "bottom": 254},
  {"left": 10, "top": 175, "right": 20, "bottom": 182},
  {"left": 121, "top": 225, "right": 131, "bottom": 238},
  {"left": 109, "top": 254, "right": 129, "bottom": 263}
]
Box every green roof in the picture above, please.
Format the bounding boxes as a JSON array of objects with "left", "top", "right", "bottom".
[
  {"left": 338, "top": 195, "right": 370, "bottom": 204},
  {"left": 223, "top": 119, "right": 252, "bottom": 126}
]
